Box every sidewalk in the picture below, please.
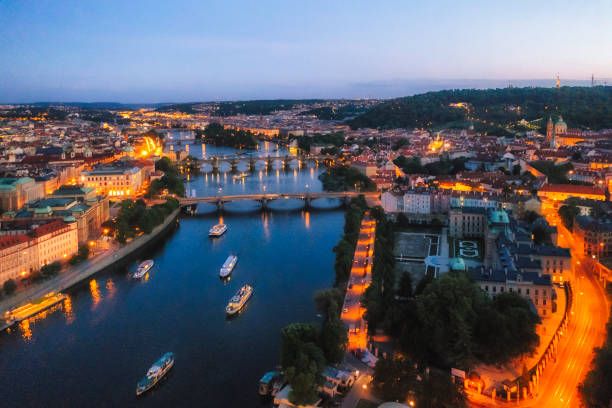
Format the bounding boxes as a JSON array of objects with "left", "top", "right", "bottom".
[{"left": 341, "top": 213, "right": 376, "bottom": 351}]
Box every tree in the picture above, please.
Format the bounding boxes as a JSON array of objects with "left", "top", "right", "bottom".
[
  {"left": 392, "top": 138, "right": 410, "bottom": 151},
  {"left": 3, "top": 278, "right": 16, "bottom": 295},
  {"left": 559, "top": 203, "right": 580, "bottom": 231},
  {"left": 372, "top": 357, "right": 417, "bottom": 401},
  {"left": 280, "top": 323, "right": 326, "bottom": 406},
  {"left": 532, "top": 225, "right": 552, "bottom": 245},
  {"left": 522, "top": 210, "right": 541, "bottom": 224},
  {"left": 41, "top": 261, "right": 62, "bottom": 277},
  {"left": 397, "top": 272, "right": 413, "bottom": 298}
]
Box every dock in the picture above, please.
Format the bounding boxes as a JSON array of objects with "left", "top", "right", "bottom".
[{"left": 3, "top": 292, "right": 67, "bottom": 325}]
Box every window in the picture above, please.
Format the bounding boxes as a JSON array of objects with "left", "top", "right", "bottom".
[
  {"left": 526, "top": 288, "right": 530, "bottom": 295},
  {"left": 500, "top": 287, "right": 504, "bottom": 292},
  {"left": 543, "top": 299, "right": 547, "bottom": 305},
  {"left": 493, "top": 286, "right": 496, "bottom": 293},
  {"left": 535, "top": 289, "right": 539, "bottom": 296},
  {"left": 518, "top": 288, "right": 522, "bottom": 294},
  {"left": 485, "top": 285, "right": 489, "bottom": 291}
]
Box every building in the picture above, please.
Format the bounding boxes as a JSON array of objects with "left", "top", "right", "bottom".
[
  {"left": 449, "top": 207, "right": 487, "bottom": 238},
  {"left": 0, "top": 235, "right": 39, "bottom": 285},
  {"left": 538, "top": 184, "right": 607, "bottom": 221},
  {"left": 0, "top": 220, "right": 78, "bottom": 285},
  {"left": 0, "top": 177, "right": 45, "bottom": 212},
  {"left": 81, "top": 165, "right": 143, "bottom": 197},
  {"left": 573, "top": 215, "right": 612, "bottom": 259},
  {"left": 2, "top": 185, "right": 110, "bottom": 244},
  {"left": 471, "top": 267, "right": 555, "bottom": 317}
]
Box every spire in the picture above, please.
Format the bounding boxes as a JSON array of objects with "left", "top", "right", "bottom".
[{"left": 556, "top": 73, "right": 560, "bottom": 88}]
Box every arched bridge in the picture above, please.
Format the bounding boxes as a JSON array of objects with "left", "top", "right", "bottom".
[
  {"left": 180, "top": 154, "right": 335, "bottom": 172},
  {"left": 178, "top": 191, "right": 379, "bottom": 211}
]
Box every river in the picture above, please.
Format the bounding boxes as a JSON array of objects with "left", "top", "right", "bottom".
[{"left": 0, "top": 130, "right": 345, "bottom": 407}]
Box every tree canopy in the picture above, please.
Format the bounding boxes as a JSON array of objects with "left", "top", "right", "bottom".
[{"left": 349, "top": 86, "right": 612, "bottom": 130}]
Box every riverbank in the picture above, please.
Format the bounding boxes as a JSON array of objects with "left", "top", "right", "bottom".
[{"left": 0, "top": 208, "right": 181, "bottom": 321}]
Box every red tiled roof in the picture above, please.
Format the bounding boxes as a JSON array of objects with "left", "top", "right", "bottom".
[
  {"left": 539, "top": 184, "right": 606, "bottom": 196},
  {"left": 0, "top": 234, "right": 32, "bottom": 249},
  {"left": 30, "top": 220, "right": 70, "bottom": 238}
]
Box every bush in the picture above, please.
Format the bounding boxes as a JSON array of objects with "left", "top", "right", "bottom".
[
  {"left": 41, "top": 261, "right": 62, "bottom": 277},
  {"left": 3, "top": 278, "right": 17, "bottom": 295}
]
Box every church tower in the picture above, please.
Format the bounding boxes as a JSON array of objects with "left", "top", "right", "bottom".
[{"left": 546, "top": 116, "right": 553, "bottom": 142}]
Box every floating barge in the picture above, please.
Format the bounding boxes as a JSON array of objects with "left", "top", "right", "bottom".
[{"left": 3, "top": 292, "right": 68, "bottom": 328}]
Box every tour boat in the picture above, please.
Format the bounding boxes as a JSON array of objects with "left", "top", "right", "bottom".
[
  {"left": 136, "top": 352, "right": 175, "bottom": 396},
  {"left": 259, "top": 371, "right": 279, "bottom": 395},
  {"left": 209, "top": 223, "right": 227, "bottom": 237},
  {"left": 220, "top": 254, "right": 238, "bottom": 279},
  {"left": 133, "top": 260, "right": 154, "bottom": 279},
  {"left": 232, "top": 172, "right": 248, "bottom": 181},
  {"left": 226, "top": 285, "right": 253, "bottom": 316}
]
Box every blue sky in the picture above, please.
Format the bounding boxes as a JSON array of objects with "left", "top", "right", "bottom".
[{"left": 1, "top": 0, "right": 611, "bottom": 102}]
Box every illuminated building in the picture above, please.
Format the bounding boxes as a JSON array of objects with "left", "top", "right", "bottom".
[
  {"left": 0, "top": 177, "right": 45, "bottom": 212},
  {"left": 0, "top": 220, "right": 78, "bottom": 286},
  {"left": 81, "top": 166, "right": 143, "bottom": 197},
  {"left": 537, "top": 184, "right": 606, "bottom": 203}
]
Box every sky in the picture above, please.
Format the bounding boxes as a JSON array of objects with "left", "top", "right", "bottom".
[{"left": 1, "top": 0, "right": 611, "bottom": 103}]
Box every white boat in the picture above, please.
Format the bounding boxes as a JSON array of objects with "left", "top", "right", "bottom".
[
  {"left": 226, "top": 285, "right": 253, "bottom": 316},
  {"left": 136, "top": 352, "right": 174, "bottom": 396},
  {"left": 220, "top": 254, "right": 238, "bottom": 279},
  {"left": 133, "top": 260, "right": 154, "bottom": 279},
  {"left": 209, "top": 223, "right": 227, "bottom": 237}
]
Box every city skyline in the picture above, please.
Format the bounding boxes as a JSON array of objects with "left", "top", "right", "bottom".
[{"left": 2, "top": 0, "right": 612, "bottom": 103}]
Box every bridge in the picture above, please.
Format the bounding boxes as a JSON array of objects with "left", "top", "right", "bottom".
[
  {"left": 178, "top": 191, "right": 379, "bottom": 211},
  {"left": 180, "top": 154, "right": 335, "bottom": 172}
]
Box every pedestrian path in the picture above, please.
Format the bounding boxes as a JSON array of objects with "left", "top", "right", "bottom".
[{"left": 341, "top": 212, "right": 376, "bottom": 351}]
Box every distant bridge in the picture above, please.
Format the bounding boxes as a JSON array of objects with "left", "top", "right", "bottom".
[
  {"left": 178, "top": 191, "right": 379, "bottom": 211},
  {"left": 180, "top": 154, "right": 335, "bottom": 172}
]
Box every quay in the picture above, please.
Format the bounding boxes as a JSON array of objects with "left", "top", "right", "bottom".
[
  {"left": 341, "top": 213, "right": 376, "bottom": 351},
  {"left": 0, "top": 208, "right": 181, "bottom": 326}
]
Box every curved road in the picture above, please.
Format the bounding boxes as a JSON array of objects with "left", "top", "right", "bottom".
[{"left": 469, "top": 222, "right": 609, "bottom": 408}]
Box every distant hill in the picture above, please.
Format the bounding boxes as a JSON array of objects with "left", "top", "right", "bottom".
[
  {"left": 348, "top": 86, "right": 612, "bottom": 132},
  {"left": 27, "top": 102, "right": 165, "bottom": 109},
  {"left": 213, "top": 99, "right": 324, "bottom": 116}
]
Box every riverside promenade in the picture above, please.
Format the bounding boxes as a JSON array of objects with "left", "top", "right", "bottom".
[
  {"left": 0, "top": 208, "right": 181, "bottom": 320},
  {"left": 341, "top": 212, "right": 376, "bottom": 351}
]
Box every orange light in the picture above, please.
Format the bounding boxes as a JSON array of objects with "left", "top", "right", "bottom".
[{"left": 89, "top": 241, "right": 95, "bottom": 246}]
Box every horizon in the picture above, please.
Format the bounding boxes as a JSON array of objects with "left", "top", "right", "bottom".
[
  {"left": 2, "top": 0, "right": 612, "bottom": 103},
  {"left": 4, "top": 80, "right": 611, "bottom": 106}
]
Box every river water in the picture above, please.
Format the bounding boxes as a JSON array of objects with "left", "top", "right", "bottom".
[{"left": 0, "top": 130, "right": 345, "bottom": 407}]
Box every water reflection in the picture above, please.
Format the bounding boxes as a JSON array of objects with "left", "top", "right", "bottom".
[
  {"left": 90, "top": 279, "right": 102, "bottom": 308},
  {"left": 19, "top": 320, "right": 32, "bottom": 341},
  {"left": 106, "top": 278, "right": 116, "bottom": 299},
  {"left": 64, "top": 295, "right": 75, "bottom": 324},
  {"left": 305, "top": 211, "right": 310, "bottom": 230}
]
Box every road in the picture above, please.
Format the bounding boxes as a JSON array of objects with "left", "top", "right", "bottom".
[
  {"left": 341, "top": 213, "right": 376, "bottom": 351},
  {"left": 468, "top": 217, "right": 610, "bottom": 408}
]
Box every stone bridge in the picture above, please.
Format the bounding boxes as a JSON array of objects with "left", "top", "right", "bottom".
[
  {"left": 180, "top": 154, "right": 335, "bottom": 172},
  {"left": 178, "top": 191, "right": 379, "bottom": 211}
]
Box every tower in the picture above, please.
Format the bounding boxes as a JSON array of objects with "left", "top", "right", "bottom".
[
  {"left": 546, "top": 116, "right": 553, "bottom": 142},
  {"left": 556, "top": 73, "right": 560, "bottom": 88},
  {"left": 592, "top": 73, "right": 595, "bottom": 87}
]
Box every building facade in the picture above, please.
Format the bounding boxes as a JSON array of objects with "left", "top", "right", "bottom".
[
  {"left": 81, "top": 166, "right": 143, "bottom": 197},
  {"left": 0, "top": 177, "right": 45, "bottom": 212}
]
